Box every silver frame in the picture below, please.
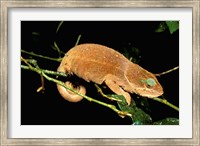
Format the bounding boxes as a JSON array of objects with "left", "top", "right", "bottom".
[{"left": 1, "top": 0, "right": 199, "bottom": 145}]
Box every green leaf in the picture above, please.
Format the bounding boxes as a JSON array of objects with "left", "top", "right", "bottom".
[
  {"left": 117, "top": 100, "right": 152, "bottom": 125},
  {"left": 153, "top": 118, "right": 179, "bottom": 125},
  {"left": 155, "top": 22, "right": 167, "bottom": 33},
  {"left": 166, "top": 21, "right": 179, "bottom": 34},
  {"left": 155, "top": 21, "right": 179, "bottom": 34},
  {"left": 109, "top": 93, "right": 152, "bottom": 124}
]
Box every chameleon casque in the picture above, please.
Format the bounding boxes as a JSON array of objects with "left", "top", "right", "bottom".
[{"left": 57, "top": 43, "right": 163, "bottom": 105}]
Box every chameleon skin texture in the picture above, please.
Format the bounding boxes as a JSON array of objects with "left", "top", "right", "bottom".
[{"left": 57, "top": 44, "right": 163, "bottom": 105}]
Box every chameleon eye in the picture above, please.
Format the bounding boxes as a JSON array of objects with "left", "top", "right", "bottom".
[
  {"left": 141, "top": 78, "right": 156, "bottom": 88},
  {"left": 146, "top": 78, "right": 156, "bottom": 87},
  {"left": 146, "top": 84, "right": 152, "bottom": 88}
]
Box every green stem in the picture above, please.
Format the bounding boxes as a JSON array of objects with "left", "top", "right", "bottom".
[
  {"left": 75, "top": 34, "right": 81, "bottom": 46},
  {"left": 151, "top": 97, "right": 179, "bottom": 111},
  {"left": 21, "top": 49, "right": 62, "bottom": 62},
  {"left": 155, "top": 66, "right": 179, "bottom": 76},
  {"left": 56, "top": 21, "right": 64, "bottom": 33},
  {"left": 94, "top": 84, "right": 122, "bottom": 102},
  {"left": 21, "top": 65, "right": 68, "bottom": 77},
  {"left": 53, "top": 41, "right": 65, "bottom": 57}
]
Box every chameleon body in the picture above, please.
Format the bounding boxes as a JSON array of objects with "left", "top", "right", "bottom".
[{"left": 57, "top": 43, "right": 163, "bottom": 105}]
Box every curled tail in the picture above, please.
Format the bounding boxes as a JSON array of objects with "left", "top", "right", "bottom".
[{"left": 57, "top": 66, "right": 86, "bottom": 102}]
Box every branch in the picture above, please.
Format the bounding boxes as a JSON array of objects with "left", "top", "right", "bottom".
[
  {"left": 21, "top": 56, "right": 179, "bottom": 113},
  {"left": 21, "top": 49, "right": 62, "bottom": 62},
  {"left": 56, "top": 21, "right": 64, "bottom": 33},
  {"left": 95, "top": 84, "right": 123, "bottom": 102},
  {"left": 21, "top": 65, "right": 68, "bottom": 77},
  {"left": 21, "top": 57, "right": 132, "bottom": 118},
  {"left": 75, "top": 34, "right": 81, "bottom": 46},
  {"left": 151, "top": 96, "right": 179, "bottom": 111},
  {"left": 155, "top": 66, "right": 179, "bottom": 76}
]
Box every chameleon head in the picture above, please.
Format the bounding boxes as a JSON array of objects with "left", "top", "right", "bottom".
[
  {"left": 134, "top": 77, "right": 164, "bottom": 98},
  {"left": 126, "top": 64, "right": 164, "bottom": 98}
]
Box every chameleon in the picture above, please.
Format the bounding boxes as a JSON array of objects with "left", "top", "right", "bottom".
[{"left": 57, "top": 43, "right": 163, "bottom": 105}]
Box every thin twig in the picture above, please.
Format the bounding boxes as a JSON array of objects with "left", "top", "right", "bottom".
[
  {"left": 21, "top": 65, "right": 68, "bottom": 77},
  {"left": 53, "top": 41, "right": 65, "bottom": 57},
  {"left": 21, "top": 56, "right": 45, "bottom": 93},
  {"left": 37, "top": 74, "right": 45, "bottom": 93},
  {"left": 94, "top": 84, "right": 122, "bottom": 102},
  {"left": 151, "top": 96, "right": 179, "bottom": 111},
  {"left": 56, "top": 21, "right": 64, "bottom": 33},
  {"left": 21, "top": 57, "right": 41, "bottom": 74},
  {"left": 21, "top": 49, "right": 62, "bottom": 62},
  {"left": 75, "top": 34, "right": 81, "bottom": 46},
  {"left": 21, "top": 56, "right": 32, "bottom": 68},
  {"left": 155, "top": 66, "right": 179, "bottom": 76}
]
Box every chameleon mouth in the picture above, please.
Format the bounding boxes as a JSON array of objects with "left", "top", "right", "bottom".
[{"left": 135, "top": 87, "right": 164, "bottom": 98}]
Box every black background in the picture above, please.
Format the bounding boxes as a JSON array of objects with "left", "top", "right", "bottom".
[{"left": 21, "top": 21, "right": 179, "bottom": 125}]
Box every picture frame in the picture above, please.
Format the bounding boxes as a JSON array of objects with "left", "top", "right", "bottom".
[{"left": 0, "top": 0, "right": 199, "bottom": 145}]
